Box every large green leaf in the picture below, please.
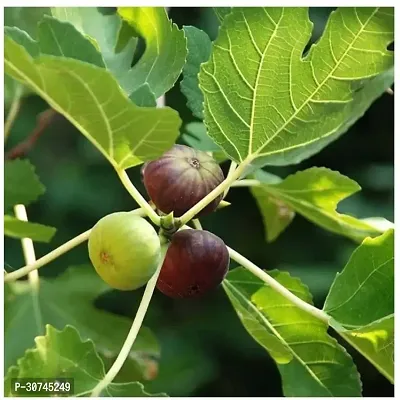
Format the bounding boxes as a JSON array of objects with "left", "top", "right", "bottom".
[
  {"left": 335, "top": 315, "right": 394, "bottom": 383},
  {"left": 199, "top": 7, "right": 394, "bottom": 166},
  {"left": 251, "top": 167, "right": 387, "bottom": 242},
  {"left": 4, "top": 35, "right": 181, "bottom": 169},
  {"left": 324, "top": 229, "right": 394, "bottom": 327},
  {"left": 117, "top": 7, "right": 187, "bottom": 99},
  {"left": 5, "top": 159, "right": 45, "bottom": 211},
  {"left": 181, "top": 26, "right": 212, "bottom": 119},
  {"left": 4, "top": 325, "right": 165, "bottom": 397},
  {"left": 38, "top": 15, "right": 105, "bottom": 67},
  {"left": 223, "top": 267, "right": 361, "bottom": 396},
  {"left": 4, "top": 215, "right": 56, "bottom": 242},
  {"left": 324, "top": 230, "right": 394, "bottom": 382},
  {"left": 5, "top": 266, "right": 159, "bottom": 381}
]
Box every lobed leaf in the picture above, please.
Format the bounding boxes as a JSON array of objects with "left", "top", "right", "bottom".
[
  {"left": 199, "top": 7, "right": 394, "bottom": 166},
  {"left": 4, "top": 35, "right": 181, "bottom": 169},
  {"left": 38, "top": 15, "right": 105, "bottom": 67},
  {"left": 118, "top": 7, "right": 187, "bottom": 99},
  {"left": 4, "top": 325, "right": 165, "bottom": 397},
  {"left": 181, "top": 26, "right": 212, "bottom": 119},
  {"left": 251, "top": 167, "right": 387, "bottom": 242},
  {"left": 5, "top": 266, "right": 160, "bottom": 381},
  {"left": 5, "top": 159, "right": 45, "bottom": 211},
  {"left": 224, "top": 267, "right": 361, "bottom": 396}
]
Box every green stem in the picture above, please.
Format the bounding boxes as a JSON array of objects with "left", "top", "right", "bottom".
[
  {"left": 223, "top": 161, "right": 238, "bottom": 198},
  {"left": 4, "top": 208, "right": 147, "bottom": 283},
  {"left": 116, "top": 169, "right": 160, "bottom": 226},
  {"left": 231, "top": 179, "right": 261, "bottom": 187},
  {"left": 4, "top": 85, "right": 23, "bottom": 144},
  {"left": 179, "top": 158, "right": 252, "bottom": 226},
  {"left": 192, "top": 219, "right": 203, "bottom": 230},
  {"left": 228, "top": 246, "right": 330, "bottom": 324},
  {"left": 91, "top": 244, "right": 168, "bottom": 397},
  {"left": 180, "top": 224, "right": 329, "bottom": 323},
  {"left": 13, "top": 205, "right": 43, "bottom": 333}
]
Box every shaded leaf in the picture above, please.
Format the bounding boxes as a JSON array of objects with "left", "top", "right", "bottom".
[
  {"left": 50, "top": 7, "right": 141, "bottom": 95},
  {"left": 5, "top": 266, "right": 160, "bottom": 381},
  {"left": 38, "top": 15, "right": 105, "bottom": 67},
  {"left": 4, "top": 325, "right": 164, "bottom": 397},
  {"left": 4, "top": 215, "right": 56, "bottom": 242},
  {"left": 324, "top": 229, "right": 394, "bottom": 328},
  {"left": 5, "top": 159, "right": 45, "bottom": 211},
  {"left": 182, "top": 122, "right": 227, "bottom": 163},
  {"left": 223, "top": 267, "right": 361, "bottom": 396},
  {"left": 118, "top": 7, "right": 187, "bottom": 98},
  {"left": 213, "top": 7, "right": 232, "bottom": 23},
  {"left": 199, "top": 7, "right": 394, "bottom": 165},
  {"left": 4, "top": 7, "right": 50, "bottom": 39},
  {"left": 5, "top": 35, "right": 181, "bottom": 169},
  {"left": 251, "top": 167, "right": 385, "bottom": 242},
  {"left": 181, "top": 26, "right": 212, "bottom": 119}
]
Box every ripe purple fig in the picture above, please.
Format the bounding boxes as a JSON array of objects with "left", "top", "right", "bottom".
[
  {"left": 142, "top": 144, "right": 224, "bottom": 217},
  {"left": 157, "top": 229, "right": 229, "bottom": 298}
]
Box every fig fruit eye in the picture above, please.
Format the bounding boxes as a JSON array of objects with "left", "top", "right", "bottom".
[
  {"left": 88, "top": 212, "right": 161, "bottom": 291},
  {"left": 157, "top": 229, "right": 229, "bottom": 298},
  {"left": 142, "top": 144, "right": 224, "bottom": 217}
]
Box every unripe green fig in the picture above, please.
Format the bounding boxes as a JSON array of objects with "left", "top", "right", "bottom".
[
  {"left": 157, "top": 229, "right": 229, "bottom": 298},
  {"left": 88, "top": 212, "right": 161, "bottom": 290},
  {"left": 142, "top": 144, "right": 225, "bottom": 217}
]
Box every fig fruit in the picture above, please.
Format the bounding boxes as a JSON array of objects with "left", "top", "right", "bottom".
[
  {"left": 142, "top": 144, "right": 224, "bottom": 217},
  {"left": 157, "top": 229, "right": 229, "bottom": 298},
  {"left": 88, "top": 212, "right": 161, "bottom": 290}
]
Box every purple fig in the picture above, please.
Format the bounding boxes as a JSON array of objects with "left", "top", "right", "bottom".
[
  {"left": 157, "top": 229, "right": 229, "bottom": 298},
  {"left": 142, "top": 144, "right": 224, "bottom": 217}
]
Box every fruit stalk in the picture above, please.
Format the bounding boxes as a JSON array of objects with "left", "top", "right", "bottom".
[
  {"left": 4, "top": 208, "right": 147, "bottom": 283},
  {"left": 90, "top": 244, "right": 169, "bottom": 397},
  {"left": 116, "top": 169, "right": 161, "bottom": 226},
  {"left": 179, "top": 157, "right": 251, "bottom": 226}
]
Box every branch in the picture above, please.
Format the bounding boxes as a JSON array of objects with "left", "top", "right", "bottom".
[{"left": 6, "top": 109, "right": 57, "bottom": 160}]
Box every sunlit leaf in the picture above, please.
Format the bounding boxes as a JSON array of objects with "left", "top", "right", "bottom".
[
  {"left": 4, "top": 325, "right": 165, "bottom": 397},
  {"left": 181, "top": 26, "right": 212, "bottom": 119},
  {"left": 324, "top": 229, "right": 394, "bottom": 327},
  {"left": 118, "top": 7, "right": 187, "bottom": 99},
  {"left": 251, "top": 167, "right": 385, "bottom": 242},
  {"left": 199, "top": 7, "right": 394, "bottom": 166},
  {"left": 5, "top": 35, "right": 181, "bottom": 169},
  {"left": 224, "top": 267, "right": 361, "bottom": 396}
]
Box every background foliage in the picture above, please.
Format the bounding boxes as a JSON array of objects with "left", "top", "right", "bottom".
[{"left": 4, "top": 7, "right": 394, "bottom": 396}]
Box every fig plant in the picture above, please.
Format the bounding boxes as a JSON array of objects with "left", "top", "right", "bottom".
[{"left": 4, "top": 6, "right": 394, "bottom": 398}]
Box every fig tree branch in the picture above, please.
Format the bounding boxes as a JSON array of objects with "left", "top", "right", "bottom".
[{"left": 6, "top": 109, "right": 57, "bottom": 160}]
